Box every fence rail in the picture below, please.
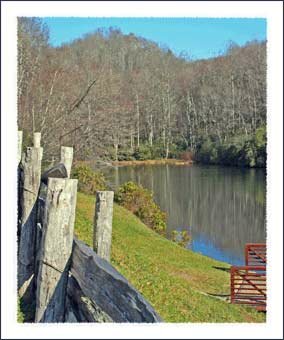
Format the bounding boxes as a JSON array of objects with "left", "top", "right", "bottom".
[
  {"left": 245, "top": 243, "right": 266, "bottom": 266},
  {"left": 231, "top": 243, "right": 266, "bottom": 312},
  {"left": 230, "top": 265, "right": 266, "bottom": 311},
  {"left": 17, "top": 131, "right": 161, "bottom": 323}
]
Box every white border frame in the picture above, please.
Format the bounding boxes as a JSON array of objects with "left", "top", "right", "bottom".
[{"left": 1, "top": 1, "right": 283, "bottom": 339}]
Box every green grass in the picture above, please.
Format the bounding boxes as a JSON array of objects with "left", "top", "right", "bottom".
[
  {"left": 75, "top": 192, "right": 265, "bottom": 323},
  {"left": 17, "top": 296, "right": 24, "bottom": 323}
]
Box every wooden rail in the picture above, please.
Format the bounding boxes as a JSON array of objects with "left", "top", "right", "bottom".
[
  {"left": 231, "top": 243, "right": 266, "bottom": 312},
  {"left": 245, "top": 243, "right": 266, "bottom": 266}
]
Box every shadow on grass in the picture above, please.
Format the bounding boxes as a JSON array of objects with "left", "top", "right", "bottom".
[
  {"left": 205, "top": 292, "right": 231, "bottom": 302},
  {"left": 212, "top": 266, "right": 231, "bottom": 273}
]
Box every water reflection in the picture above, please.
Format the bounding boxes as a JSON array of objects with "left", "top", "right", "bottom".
[{"left": 105, "top": 165, "right": 266, "bottom": 265}]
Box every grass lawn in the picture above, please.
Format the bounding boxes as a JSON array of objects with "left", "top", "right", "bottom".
[{"left": 75, "top": 192, "right": 265, "bottom": 323}]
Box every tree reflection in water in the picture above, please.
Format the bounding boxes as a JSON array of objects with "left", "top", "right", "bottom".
[{"left": 105, "top": 164, "right": 266, "bottom": 265}]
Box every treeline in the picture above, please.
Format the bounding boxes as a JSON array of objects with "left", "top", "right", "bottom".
[
  {"left": 195, "top": 126, "right": 266, "bottom": 167},
  {"left": 18, "top": 18, "right": 266, "bottom": 167}
]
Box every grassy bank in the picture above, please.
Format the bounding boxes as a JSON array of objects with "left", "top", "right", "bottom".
[
  {"left": 111, "top": 159, "right": 193, "bottom": 166},
  {"left": 75, "top": 192, "right": 265, "bottom": 323}
]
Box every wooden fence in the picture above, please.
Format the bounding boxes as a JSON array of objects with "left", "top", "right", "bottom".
[
  {"left": 230, "top": 243, "right": 266, "bottom": 311},
  {"left": 17, "top": 131, "right": 161, "bottom": 323},
  {"left": 245, "top": 243, "right": 267, "bottom": 266}
]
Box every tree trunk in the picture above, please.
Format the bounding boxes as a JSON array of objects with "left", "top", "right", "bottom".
[
  {"left": 231, "top": 74, "right": 235, "bottom": 134},
  {"left": 165, "top": 140, "right": 169, "bottom": 159},
  {"left": 148, "top": 113, "right": 153, "bottom": 147},
  {"left": 136, "top": 93, "right": 140, "bottom": 148},
  {"left": 130, "top": 130, "right": 134, "bottom": 151},
  {"left": 114, "top": 143, "right": 118, "bottom": 162}
]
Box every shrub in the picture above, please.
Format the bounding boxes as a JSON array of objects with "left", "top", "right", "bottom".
[
  {"left": 170, "top": 230, "right": 191, "bottom": 248},
  {"left": 197, "top": 139, "right": 216, "bottom": 164},
  {"left": 72, "top": 164, "right": 106, "bottom": 194},
  {"left": 180, "top": 151, "right": 193, "bottom": 162},
  {"left": 167, "top": 143, "right": 181, "bottom": 159},
  {"left": 150, "top": 144, "right": 166, "bottom": 159},
  {"left": 133, "top": 145, "right": 152, "bottom": 160},
  {"left": 254, "top": 126, "right": 267, "bottom": 168},
  {"left": 239, "top": 141, "right": 256, "bottom": 167},
  {"left": 195, "top": 129, "right": 266, "bottom": 168},
  {"left": 218, "top": 143, "right": 241, "bottom": 166},
  {"left": 254, "top": 126, "right": 266, "bottom": 148},
  {"left": 117, "top": 148, "right": 136, "bottom": 161},
  {"left": 115, "top": 181, "right": 166, "bottom": 235}
]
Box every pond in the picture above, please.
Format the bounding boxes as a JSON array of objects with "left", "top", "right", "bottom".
[{"left": 104, "top": 164, "right": 266, "bottom": 265}]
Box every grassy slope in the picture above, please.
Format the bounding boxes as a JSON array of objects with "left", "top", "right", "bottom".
[
  {"left": 17, "top": 296, "right": 24, "bottom": 323},
  {"left": 75, "top": 192, "right": 265, "bottom": 323}
]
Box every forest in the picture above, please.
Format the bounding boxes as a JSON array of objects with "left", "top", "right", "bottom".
[{"left": 18, "top": 17, "right": 266, "bottom": 167}]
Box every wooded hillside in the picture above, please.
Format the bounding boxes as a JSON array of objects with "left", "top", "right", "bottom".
[{"left": 18, "top": 18, "right": 266, "bottom": 167}]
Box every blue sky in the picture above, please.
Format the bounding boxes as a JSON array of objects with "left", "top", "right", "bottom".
[{"left": 42, "top": 17, "right": 266, "bottom": 60}]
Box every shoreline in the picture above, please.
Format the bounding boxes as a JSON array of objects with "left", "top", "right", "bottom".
[
  {"left": 111, "top": 159, "right": 193, "bottom": 166},
  {"left": 75, "top": 192, "right": 265, "bottom": 322}
]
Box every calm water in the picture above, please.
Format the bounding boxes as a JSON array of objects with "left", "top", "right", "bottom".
[{"left": 104, "top": 164, "right": 266, "bottom": 265}]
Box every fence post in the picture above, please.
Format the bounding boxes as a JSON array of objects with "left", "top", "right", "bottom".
[
  {"left": 17, "top": 130, "right": 23, "bottom": 239},
  {"left": 60, "top": 146, "right": 73, "bottom": 178},
  {"left": 18, "top": 131, "right": 23, "bottom": 165},
  {"left": 93, "top": 191, "right": 114, "bottom": 262},
  {"left": 34, "top": 132, "right": 43, "bottom": 160},
  {"left": 35, "top": 178, "right": 78, "bottom": 322},
  {"left": 230, "top": 267, "right": 235, "bottom": 304},
  {"left": 33, "top": 132, "right": 41, "bottom": 148},
  {"left": 18, "top": 145, "right": 43, "bottom": 301}
]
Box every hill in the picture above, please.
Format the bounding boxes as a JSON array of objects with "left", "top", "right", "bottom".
[
  {"left": 18, "top": 18, "right": 266, "bottom": 167},
  {"left": 75, "top": 192, "right": 265, "bottom": 322}
]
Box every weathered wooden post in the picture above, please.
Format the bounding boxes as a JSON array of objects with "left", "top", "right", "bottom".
[
  {"left": 18, "top": 136, "right": 43, "bottom": 300},
  {"left": 18, "top": 130, "right": 23, "bottom": 165},
  {"left": 17, "top": 130, "right": 23, "bottom": 225},
  {"left": 34, "top": 132, "right": 43, "bottom": 160},
  {"left": 93, "top": 191, "right": 114, "bottom": 262},
  {"left": 33, "top": 132, "right": 41, "bottom": 147},
  {"left": 35, "top": 177, "right": 78, "bottom": 322},
  {"left": 60, "top": 146, "right": 73, "bottom": 178}
]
